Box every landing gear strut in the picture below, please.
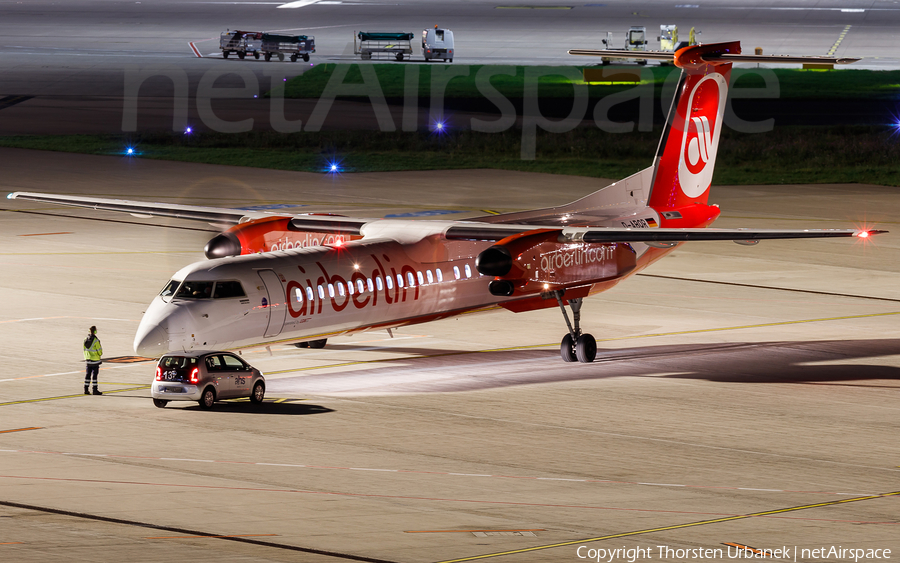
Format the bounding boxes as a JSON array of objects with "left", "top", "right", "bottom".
[{"left": 552, "top": 290, "right": 597, "bottom": 363}]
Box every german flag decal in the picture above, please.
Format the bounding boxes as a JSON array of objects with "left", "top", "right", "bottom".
[{"left": 646, "top": 217, "right": 658, "bottom": 228}]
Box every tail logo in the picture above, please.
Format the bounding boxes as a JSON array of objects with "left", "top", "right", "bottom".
[{"left": 678, "top": 73, "right": 728, "bottom": 198}]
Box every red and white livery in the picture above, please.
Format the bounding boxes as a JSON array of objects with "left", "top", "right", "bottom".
[{"left": 9, "top": 42, "right": 885, "bottom": 363}]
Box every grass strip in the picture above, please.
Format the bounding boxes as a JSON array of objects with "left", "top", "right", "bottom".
[
  {"left": 1, "top": 126, "right": 898, "bottom": 186},
  {"left": 283, "top": 64, "right": 900, "bottom": 101}
]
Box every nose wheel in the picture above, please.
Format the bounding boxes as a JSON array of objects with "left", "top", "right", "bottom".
[{"left": 553, "top": 291, "right": 596, "bottom": 363}]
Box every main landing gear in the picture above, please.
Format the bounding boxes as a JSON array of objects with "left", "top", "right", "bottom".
[{"left": 552, "top": 290, "right": 597, "bottom": 363}]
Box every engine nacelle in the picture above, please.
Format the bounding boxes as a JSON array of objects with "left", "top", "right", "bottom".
[
  {"left": 476, "top": 229, "right": 637, "bottom": 296},
  {"left": 204, "top": 216, "right": 360, "bottom": 259}
]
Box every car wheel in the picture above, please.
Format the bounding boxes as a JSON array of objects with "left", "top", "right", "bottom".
[
  {"left": 250, "top": 382, "right": 265, "bottom": 404},
  {"left": 199, "top": 387, "right": 216, "bottom": 410},
  {"left": 302, "top": 54, "right": 309, "bottom": 62},
  {"left": 153, "top": 399, "right": 168, "bottom": 408}
]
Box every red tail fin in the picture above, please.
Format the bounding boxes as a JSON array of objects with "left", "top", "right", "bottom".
[{"left": 648, "top": 42, "right": 738, "bottom": 211}]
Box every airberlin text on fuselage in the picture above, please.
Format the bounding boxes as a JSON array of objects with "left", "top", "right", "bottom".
[
  {"left": 269, "top": 233, "right": 345, "bottom": 252},
  {"left": 285, "top": 252, "right": 422, "bottom": 318},
  {"left": 540, "top": 245, "right": 615, "bottom": 273}
]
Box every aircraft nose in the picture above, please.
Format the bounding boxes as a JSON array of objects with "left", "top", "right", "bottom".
[{"left": 134, "top": 324, "right": 170, "bottom": 358}]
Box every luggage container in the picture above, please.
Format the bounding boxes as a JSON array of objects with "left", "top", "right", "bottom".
[
  {"left": 219, "top": 30, "right": 314, "bottom": 62},
  {"left": 422, "top": 26, "right": 454, "bottom": 62},
  {"left": 261, "top": 34, "right": 315, "bottom": 62},
  {"left": 354, "top": 31, "right": 413, "bottom": 61}
]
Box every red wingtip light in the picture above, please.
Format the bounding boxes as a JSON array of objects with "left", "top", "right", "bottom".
[{"left": 190, "top": 367, "right": 199, "bottom": 384}]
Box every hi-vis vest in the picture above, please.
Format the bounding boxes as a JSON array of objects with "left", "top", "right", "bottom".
[{"left": 83, "top": 335, "right": 102, "bottom": 362}]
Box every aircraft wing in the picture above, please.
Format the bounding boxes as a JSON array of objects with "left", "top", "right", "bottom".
[
  {"left": 572, "top": 227, "right": 885, "bottom": 243},
  {"left": 443, "top": 223, "right": 885, "bottom": 243},
  {"left": 7, "top": 192, "right": 251, "bottom": 224}
]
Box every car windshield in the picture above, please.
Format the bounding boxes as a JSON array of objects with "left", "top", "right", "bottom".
[{"left": 175, "top": 281, "right": 214, "bottom": 299}]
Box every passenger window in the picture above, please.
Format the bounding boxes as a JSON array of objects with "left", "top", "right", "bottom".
[
  {"left": 347, "top": 281, "right": 354, "bottom": 295},
  {"left": 426, "top": 270, "right": 434, "bottom": 284},
  {"left": 337, "top": 283, "right": 345, "bottom": 297},
  {"left": 328, "top": 284, "right": 335, "bottom": 298},
  {"left": 293, "top": 287, "right": 303, "bottom": 304},
  {"left": 376, "top": 276, "right": 383, "bottom": 291},
  {"left": 357, "top": 279, "right": 365, "bottom": 293},
  {"left": 436, "top": 269, "right": 443, "bottom": 282},
  {"left": 306, "top": 286, "right": 314, "bottom": 301},
  {"left": 317, "top": 285, "right": 325, "bottom": 299},
  {"left": 453, "top": 266, "right": 460, "bottom": 280},
  {"left": 417, "top": 271, "right": 424, "bottom": 285},
  {"left": 407, "top": 272, "right": 415, "bottom": 286},
  {"left": 213, "top": 280, "right": 246, "bottom": 299},
  {"left": 465, "top": 264, "right": 472, "bottom": 278},
  {"left": 367, "top": 278, "right": 374, "bottom": 292},
  {"left": 205, "top": 355, "right": 223, "bottom": 371},
  {"left": 221, "top": 355, "right": 247, "bottom": 371},
  {"left": 175, "top": 281, "right": 214, "bottom": 299},
  {"left": 397, "top": 274, "right": 403, "bottom": 288},
  {"left": 386, "top": 276, "right": 393, "bottom": 290}
]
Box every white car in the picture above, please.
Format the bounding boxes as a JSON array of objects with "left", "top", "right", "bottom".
[{"left": 151, "top": 351, "right": 265, "bottom": 409}]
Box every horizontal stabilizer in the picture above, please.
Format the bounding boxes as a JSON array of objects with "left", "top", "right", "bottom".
[{"left": 568, "top": 49, "right": 860, "bottom": 65}]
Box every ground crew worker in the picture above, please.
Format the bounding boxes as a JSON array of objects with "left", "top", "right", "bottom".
[{"left": 83, "top": 326, "right": 103, "bottom": 395}]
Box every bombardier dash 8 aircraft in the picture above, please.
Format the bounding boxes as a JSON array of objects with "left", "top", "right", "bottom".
[{"left": 10, "top": 42, "right": 885, "bottom": 363}]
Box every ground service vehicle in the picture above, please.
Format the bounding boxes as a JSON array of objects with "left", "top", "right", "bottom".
[
  {"left": 152, "top": 351, "right": 265, "bottom": 409},
  {"left": 220, "top": 30, "right": 263, "bottom": 59},
  {"left": 11, "top": 42, "right": 880, "bottom": 365},
  {"left": 600, "top": 26, "right": 649, "bottom": 65},
  {"left": 355, "top": 31, "right": 413, "bottom": 61},
  {"left": 422, "top": 26, "right": 454, "bottom": 62}
]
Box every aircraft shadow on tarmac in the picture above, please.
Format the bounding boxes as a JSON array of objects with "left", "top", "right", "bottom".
[
  {"left": 175, "top": 402, "right": 335, "bottom": 415},
  {"left": 270, "top": 339, "right": 900, "bottom": 395}
]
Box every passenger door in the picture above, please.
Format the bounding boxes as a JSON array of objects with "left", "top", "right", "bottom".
[
  {"left": 258, "top": 270, "right": 286, "bottom": 338},
  {"left": 220, "top": 354, "right": 252, "bottom": 398},
  {"left": 203, "top": 354, "right": 234, "bottom": 398}
]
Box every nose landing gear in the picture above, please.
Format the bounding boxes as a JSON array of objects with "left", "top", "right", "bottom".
[{"left": 552, "top": 290, "right": 597, "bottom": 363}]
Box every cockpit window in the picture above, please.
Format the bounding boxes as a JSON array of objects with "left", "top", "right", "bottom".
[
  {"left": 175, "top": 281, "right": 214, "bottom": 299},
  {"left": 159, "top": 280, "right": 181, "bottom": 299},
  {"left": 213, "top": 281, "right": 246, "bottom": 299}
]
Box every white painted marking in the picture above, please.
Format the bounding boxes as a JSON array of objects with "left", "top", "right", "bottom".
[
  {"left": 448, "top": 473, "right": 492, "bottom": 477},
  {"left": 536, "top": 478, "right": 587, "bottom": 482},
  {"left": 278, "top": 0, "right": 320, "bottom": 7},
  {"left": 638, "top": 483, "right": 686, "bottom": 487},
  {"left": 256, "top": 463, "right": 307, "bottom": 467},
  {"left": 161, "top": 458, "right": 214, "bottom": 462},
  {"left": 350, "top": 468, "right": 398, "bottom": 472}
]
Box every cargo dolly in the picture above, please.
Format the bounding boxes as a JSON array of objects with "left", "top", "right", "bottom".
[
  {"left": 219, "top": 30, "right": 315, "bottom": 62},
  {"left": 354, "top": 31, "right": 413, "bottom": 61}
]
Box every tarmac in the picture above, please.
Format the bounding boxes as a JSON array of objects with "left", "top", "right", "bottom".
[{"left": 1, "top": 148, "right": 898, "bottom": 563}]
